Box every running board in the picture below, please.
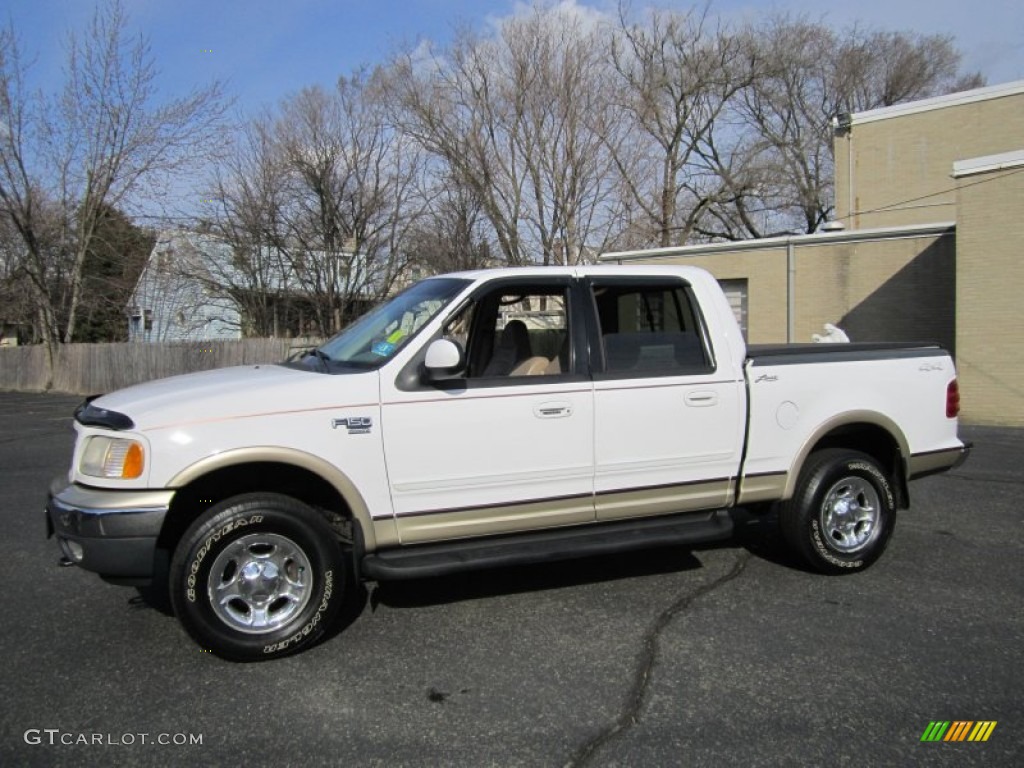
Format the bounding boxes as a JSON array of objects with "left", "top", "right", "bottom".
[{"left": 360, "top": 509, "right": 733, "bottom": 581}]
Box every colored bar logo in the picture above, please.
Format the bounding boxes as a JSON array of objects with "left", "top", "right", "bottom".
[{"left": 921, "top": 721, "right": 997, "bottom": 742}]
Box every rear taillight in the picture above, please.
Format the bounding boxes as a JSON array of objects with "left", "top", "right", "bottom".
[{"left": 946, "top": 379, "right": 960, "bottom": 418}]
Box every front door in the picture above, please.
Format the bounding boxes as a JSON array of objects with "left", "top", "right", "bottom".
[{"left": 380, "top": 278, "right": 595, "bottom": 543}]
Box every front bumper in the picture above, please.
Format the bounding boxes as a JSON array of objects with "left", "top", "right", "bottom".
[{"left": 46, "top": 478, "right": 174, "bottom": 582}]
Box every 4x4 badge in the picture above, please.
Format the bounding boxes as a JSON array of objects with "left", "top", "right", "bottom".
[{"left": 331, "top": 417, "right": 372, "bottom": 435}]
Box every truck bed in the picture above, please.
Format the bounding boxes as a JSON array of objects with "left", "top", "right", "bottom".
[{"left": 747, "top": 342, "right": 947, "bottom": 365}]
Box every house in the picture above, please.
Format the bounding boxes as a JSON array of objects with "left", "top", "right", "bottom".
[
  {"left": 128, "top": 232, "right": 242, "bottom": 342},
  {"left": 601, "top": 79, "right": 1024, "bottom": 426},
  {"left": 128, "top": 232, "right": 375, "bottom": 342}
]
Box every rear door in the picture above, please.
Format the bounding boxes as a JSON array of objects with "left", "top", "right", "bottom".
[{"left": 587, "top": 277, "right": 746, "bottom": 520}]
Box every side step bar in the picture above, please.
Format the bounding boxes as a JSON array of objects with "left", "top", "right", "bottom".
[{"left": 361, "top": 509, "right": 733, "bottom": 581}]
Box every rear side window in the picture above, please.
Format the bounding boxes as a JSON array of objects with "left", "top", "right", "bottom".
[{"left": 590, "top": 281, "right": 713, "bottom": 376}]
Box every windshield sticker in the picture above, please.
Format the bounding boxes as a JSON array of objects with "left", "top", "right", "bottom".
[
  {"left": 371, "top": 341, "right": 396, "bottom": 357},
  {"left": 386, "top": 329, "right": 407, "bottom": 344}
]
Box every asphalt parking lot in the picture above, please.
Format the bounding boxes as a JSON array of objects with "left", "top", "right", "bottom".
[{"left": 0, "top": 391, "right": 1020, "bottom": 767}]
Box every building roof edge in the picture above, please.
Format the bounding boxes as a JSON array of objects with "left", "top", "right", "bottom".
[
  {"left": 849, "top": 80, "right": 1024, "bottom": 126},
  {"left": 599, "top": 222, "right": 956, "bottom": 262}
]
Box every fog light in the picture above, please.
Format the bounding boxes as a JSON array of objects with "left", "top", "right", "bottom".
[{"left": 59, "top": 537, "right": 84, "bottom": 563}]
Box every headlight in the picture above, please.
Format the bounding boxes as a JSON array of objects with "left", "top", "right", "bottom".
[{"left": 80, "top": 437, "right": 145, "bottom": 479}]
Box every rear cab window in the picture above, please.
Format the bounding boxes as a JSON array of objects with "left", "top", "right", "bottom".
[{"left": 589, "top": 279, "right": 714, "bottom": 377}]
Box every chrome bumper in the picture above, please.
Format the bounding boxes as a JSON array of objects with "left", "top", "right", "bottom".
[
  {"left": 907, "top": 442, "right": 972, "bottom": 480},
  {"left": 46, "top": 478, "right": 174, "bottom": 582}
]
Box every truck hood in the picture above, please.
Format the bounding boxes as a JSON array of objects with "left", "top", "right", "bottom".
[{"left": 91, "top": 364, "right": 379, "bottom": 431}]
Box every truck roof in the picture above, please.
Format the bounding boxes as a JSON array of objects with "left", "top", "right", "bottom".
[{"left": 439, "top": 264, "right": 713, "bottom": 281}]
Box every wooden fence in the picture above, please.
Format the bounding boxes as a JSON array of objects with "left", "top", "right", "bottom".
[{"left": 0, "top": 338, "right": 323, "bottom": 395}]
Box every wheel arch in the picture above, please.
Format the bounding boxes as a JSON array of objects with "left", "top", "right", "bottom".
[
  {"left": 159, "top": 447, "right": 378, "bottom": 556},
  {"left": 784, "top": 411, "right": 910, "bottom": 508}
]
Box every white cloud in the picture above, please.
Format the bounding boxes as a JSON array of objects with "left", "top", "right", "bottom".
[{"left": 487, "top": 0, "right": 616, "bottom": 35}]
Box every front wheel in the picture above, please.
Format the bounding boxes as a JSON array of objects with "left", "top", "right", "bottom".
[
  {"left": 779, "top": 449, "right": 897, "bottom": 574},
  {"left": 169, "top": 493, "right": 348, "bottom": 661}
]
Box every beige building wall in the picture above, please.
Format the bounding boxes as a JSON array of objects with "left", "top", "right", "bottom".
[
  {"left": 601, "top": 83, "right": 1022, "bottom": 425},
  {"left": 650, "top": 247, "right": 788, "bottom": 344},
  {"left": 954, "top": 152, "right": 1024, "bottom": 426},
  {"left": 605, "top": 226, "right": 955, "bottom": 349},
  {"left": 794, "top": 234, "right": 955, "bottom": 351},
  {"left": 834, "top": 81, "right": 1024, "bottom": 230}
]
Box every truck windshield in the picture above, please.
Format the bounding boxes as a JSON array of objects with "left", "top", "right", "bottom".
[{"left": 308, "top": 277, "right": 469, "bottom": 371}]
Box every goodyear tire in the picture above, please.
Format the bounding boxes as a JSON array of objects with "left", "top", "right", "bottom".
[
  {"left": 169, "top": 493, "right": 346, "bottom": 661},
  {"left": 779, "top": 449, "right": 896, "bottom": 574}
]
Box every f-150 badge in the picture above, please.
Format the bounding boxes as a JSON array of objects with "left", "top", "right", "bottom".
[{"left": 331, "top": 417, "right": 372, "bottom": 434}]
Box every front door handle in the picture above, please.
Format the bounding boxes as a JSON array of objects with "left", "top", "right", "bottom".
[{"left": 534, "top": 401, "right": 572, "bottom": 418}]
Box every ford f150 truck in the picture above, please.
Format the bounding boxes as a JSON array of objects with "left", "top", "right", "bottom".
[{"left": 46, "top": 266, "right": 970, "bottom": 660}]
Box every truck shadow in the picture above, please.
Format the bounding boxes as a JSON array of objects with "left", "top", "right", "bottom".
[
  {"left": 129, "top": 507, "right": 809, "bottom": 645},
  {"left": 367, "top": 547, "right": 706, "bottom": 610},
  {"left": 365, "top": 507, "right": 811, "bottom": 612},
  {"left": 718, "top": 506, "right": 815, "bottom": 573}
]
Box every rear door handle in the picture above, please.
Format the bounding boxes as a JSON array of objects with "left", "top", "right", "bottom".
[
  {"left": 684, "top": 391, "right": 718, "bottom": 407},
  {"left": 534, "top": 401, "right": 572, "bottom": 418}
]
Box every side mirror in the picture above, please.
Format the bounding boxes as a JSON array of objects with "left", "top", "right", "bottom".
[{"left": 423, "top": 338, "right": 464, "bottom": 379}]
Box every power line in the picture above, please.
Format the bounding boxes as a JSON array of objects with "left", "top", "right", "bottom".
[{"left": 839, "top": 164, "right": 1024, "bottom": 221}]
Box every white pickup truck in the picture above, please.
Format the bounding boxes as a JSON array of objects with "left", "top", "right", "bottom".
[{"left": 47, "top": 266, "right": 970, "bottom": 660}]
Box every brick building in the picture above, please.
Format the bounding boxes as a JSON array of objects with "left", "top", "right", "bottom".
[{"left": 601, "top": 80, "right": 1024, "bottom": 425}]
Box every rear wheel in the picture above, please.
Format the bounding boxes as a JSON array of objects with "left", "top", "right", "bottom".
[
  {"left": 169, "top": 493, "right": 347, "bottom": 661},
  {"left": 779, "top": 449, "right": 896, "bottom": 574}
]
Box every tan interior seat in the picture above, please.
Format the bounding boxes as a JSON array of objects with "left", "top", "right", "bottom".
[
  {"left": 511, "top": 356, "right": 551, "bottom": 376},
  {"left": 483, "top": 320, "right": 532, "bottom": 376}
]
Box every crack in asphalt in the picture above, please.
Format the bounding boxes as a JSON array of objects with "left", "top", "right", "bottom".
[{"left": 565, "top": 551, "right": 751, "bottom": 768}]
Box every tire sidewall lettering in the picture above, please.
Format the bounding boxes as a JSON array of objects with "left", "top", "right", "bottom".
[
  {"left": 811, "top": 519, "right": 864, "bottom": 568},
  {"left": 185, "top": 514, "right": 265, "bottom": 603},
  {"left": 779, "top": 450, "right": 898, "bottom": 575},
  {"left": 170, "top": 495, "right": 346, "bottom": 661},
  {"left": 847, "top": 461, "right": 895, "bottom": 508},
  {"left": 263, "top": 569, "right": 334, "bottom": 655}
]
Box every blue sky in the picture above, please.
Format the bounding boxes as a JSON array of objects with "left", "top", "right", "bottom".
[{"left": 5, "top": 0, "right": 1023, "bottom": 117}]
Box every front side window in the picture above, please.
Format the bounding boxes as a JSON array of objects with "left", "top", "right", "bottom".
[
  {"left": 443, "top": 284, "right": 572, "bottom": 380},
  {"left": 591, "top": 281, "right": 712, "bottom": 375},
  {"left": 310, "top": 277, "right": 469, "bottom": 371}
]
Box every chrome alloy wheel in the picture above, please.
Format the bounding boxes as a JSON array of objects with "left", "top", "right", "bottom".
[
  {"left": 207, "top": 533, "right": 312, "bottom": 634},
  {"left": 819, "top": 476, "right": 881, "bottom": 553}
]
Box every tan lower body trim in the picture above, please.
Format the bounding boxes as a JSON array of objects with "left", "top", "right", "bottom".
[
  {"left": 595, "top": 478, "right": 732, "bottom": 521},
  {"left": 737, "top": 472, "right": 788, "bottom": 505},
  {"left": 393, "top": 478, "right": 738, "bottom": 543},
  {"left": 395, "top": 494, "right": 594, "bottom": 544}
]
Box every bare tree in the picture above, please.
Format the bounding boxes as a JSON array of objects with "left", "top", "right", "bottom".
[
  {"left": 833, "top": 28, "right": 985, "bottom": 112},
  {"left": 277, "top": 73, "right": 425, "bottom": 329},
  {"left": 205, "top": 114, "right": 295, "bottom": 336},
  {"left": 606, "top": 6, "right": 753, "bottom": 247},
  {"left": 0, "top": 0, "right": 229, "bottom": 363},
  {"left": 705, "top": 17, "right": 987, "bottom": 239},
  {"left": 0, "top": 207, "right": 40, "bottom": 341},
  {"left": 404, "top": 170, "right": 493, "bottom": 275},
  {"left": 713, "top": 19, "right": 838, "bottom": 238},
  {"left": 0, "top": 25, "right": 65, "bottom": 348},
  {"left": 209, "top": 69, "right": 425, "bottom": 336},
  {"left": 385, "top": 4, "right": 623, "bottom": 266}
]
